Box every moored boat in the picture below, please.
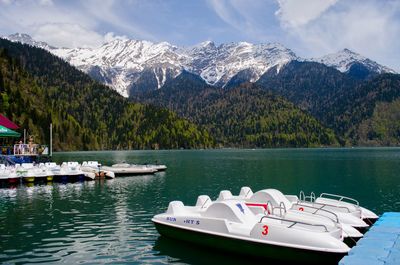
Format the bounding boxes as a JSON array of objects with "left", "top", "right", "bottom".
[
  {"left": 81, "top": 161, "right": 115, "bottom": 179},
  {"left": 0, "top": 164, "right": 9, "bottom": 184},
  {"left": 219, "top": 188, "right": 363, "bottom": 245},
  {"left": 144, "top": 164, "right": 167, "bottom": 171},
  {"left": 18, "top": 163, "right": 35, "bottom": 183},
  {"left": 229, "top": 187, "right": 373, "bottom": 232},
  {"left": 287, "top": 190, "right": 377, "bottom": 231},
  {"left": 58, "top": 162, "right": 86, "bottom": 182},
  {"left": 25, "top": 163, "right": 53, "bottom": 182},
  {"left": 102, "top": 163, "right": 156, "bottom": 176},
  {"left": 311, "top": 192, "right": 378, "bottom": 224},
  {"left": 153, "top": 196, "right": 350, "bottom": 264},
  {"left": 44, "top": 162, "right": 62, "bottom": 182},
  {"left": 0, "top": 164, "right": 20, "bottom": 185},
  {"left": 7, "top": 169, "right": 20, "bottom": 184}
]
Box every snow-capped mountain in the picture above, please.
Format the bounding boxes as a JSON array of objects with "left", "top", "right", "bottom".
[
  {"left": 51, "top": 39, "right": 185, "bottom": 96},
  {"left": 3, "top": 33, "right": 396, "bottom": 97},
  {"left": 5, "top": 33, "right": 55, "bottom": 50},
  {"left": 312, "top": 49, "right": 395, "bottom": 74},
  {"left": 183, "top": 41, "right": 297, "bottom": 86},
  {"left": 51, "top": 39, "right": 297, "bottom": 97},
  {"left": 3, "top": 33, "right": 298, "bottom": 97}
]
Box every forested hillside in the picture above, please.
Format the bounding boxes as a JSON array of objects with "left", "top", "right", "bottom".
[
  {"left": 135, "top": 76, "right": 339, "bottom": 147},
  {"left": 256, "top": 60, "right": 359, "bottom": 114},
  {"left": 2, "top": 38, "right": 399, "bottom": 150},
  {"left": 136, "top": 62, "right": 400, "bottom": 147},
  {"left": 326, "top": 74, "right": 400, "bottom": 145},
  {"left": 0, "top": 39, "right": 213, "bottom": 150},
  {"left": 255, "top": 61, "right": 400, "bottom": 145}
]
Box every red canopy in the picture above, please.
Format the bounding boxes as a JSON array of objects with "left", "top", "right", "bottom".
[{"left": 0, "top": 114, "right": 19, "bottom": 130}]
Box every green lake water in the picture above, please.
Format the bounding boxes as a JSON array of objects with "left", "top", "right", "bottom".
[{"left": 0, "top": 148, "right": 399, "bottom": 264}]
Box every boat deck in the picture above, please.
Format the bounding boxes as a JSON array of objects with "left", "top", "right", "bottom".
[{"left": 339, "top": 212, "right": 400, "bottom": 265}]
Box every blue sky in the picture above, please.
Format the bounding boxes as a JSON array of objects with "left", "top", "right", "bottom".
[{"left": 1, "top": 0, "right": 400, "bottom": 71}]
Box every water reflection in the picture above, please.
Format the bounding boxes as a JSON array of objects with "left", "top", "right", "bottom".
[
  {"left": 153, "top": 236, "right": 281, "bottom": 265},
  {"left": 0, "top": 149, "right": 400, "bottom": 264}
]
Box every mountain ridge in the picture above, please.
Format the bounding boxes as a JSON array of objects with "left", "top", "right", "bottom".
[
  {"left": 4, "top": 33, "right": 395, "bottom": 97},
  {"left": 0, "top": 38, "right": 213, "bottom": 150}
]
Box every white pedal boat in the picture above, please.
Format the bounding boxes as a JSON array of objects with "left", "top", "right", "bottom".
[
  {"left": 143, "top": 164, "right": 167, "bottom": 171},
  {"left": 218, "top": 188, "right": 363, "bottom": 245},
  {"left": 59, "top": 162, "right": 87, "bottom": 182},
  {"left": 44, "top": 162, "right": 62, "bottom": 178},
  {"left": 0, "top": 164, "right": 19, "bottom": 184},
  {"left": 102, "top": 163, "right": 157, "bottom": 175},
  {"left": 232, "top": 187, "right": 373, "bottom": 231},
  {"left": 0, "top": 164, "right": 9, "bottom": 183},
  {"left": 18, "top": 163, "right": 36, "bottom": 183},
  {"left": 153, "top": 196, "right": 349, "bottom": 264},
  {"left": 25, "top": 163, "right": 54, "bottom": 182},
  {"left": 299, "top": 191, "right": 379, "bottom": 224},
  {"left": 81, "top": 161, "right": 115, "bottom": 179}
]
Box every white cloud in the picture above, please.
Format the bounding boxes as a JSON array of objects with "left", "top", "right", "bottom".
[
  {"left": 1, "top": 0, "right": 399, "bottom": 71},
  {"left": 33, "top": 23, "right": 104, "bottom": 48},
  {"left": 0, "top": 0, "right": 153, "bottom": 47},
  {"left": 80, "top": 0, "right": 156, "bottom": 41},
  {"left": 103, "top": 32, "right": 128, "bottom": 43},
  {"left": 276, "top": 0, "right": 400, "bottom": 71},
  {"left": 206, "top": 0, "right": 281, "bottom": 42},
  {"left": 206, "top": 0, "right": 244, "bottom": 30},
  {"left": 38, "top": 0, "right": 53, "bottom": 6},
  {"left": 276, "top": 0, "right": 338, "bottom": 28}
]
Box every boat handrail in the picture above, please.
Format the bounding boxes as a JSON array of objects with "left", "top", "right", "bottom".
[
  {"left": 271, "top": 201, "right": 287, "bottom": 217},
  {"left": 319, "top": 193, "right": 360, "bottom": 207},
  {"left": 298, "top": 201, "right": 352, "bottom": 213},
  {"left": 299, "top": 190, "right": 304, "bottom": 201},
  {"left": 299, "top": 191, "right": 316, "bottom": 202},
  {"left": 292, "top": 203, "right": 340, "bottom": 223},
  {"left": 258, "top": 215, "right": 328, "bottom": 232}
]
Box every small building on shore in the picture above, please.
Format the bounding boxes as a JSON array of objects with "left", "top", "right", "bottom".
[{"left": 0, "top": 114, "right": 50, "bottom": 164}]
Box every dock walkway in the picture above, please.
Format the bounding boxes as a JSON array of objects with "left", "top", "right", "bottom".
[{"left": 340, "top": 212, "right": 400, "bottom": 265}]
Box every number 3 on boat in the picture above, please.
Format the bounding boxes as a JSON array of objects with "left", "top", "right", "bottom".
[{"left": 262, "top": 225, "right": 269, "bottom": 236}]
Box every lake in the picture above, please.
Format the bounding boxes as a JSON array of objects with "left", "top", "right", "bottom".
[{"left": 0, "top": 148, "right": 399, "bottom": 264}]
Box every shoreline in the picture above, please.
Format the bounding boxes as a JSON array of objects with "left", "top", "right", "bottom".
[{"left": 52, "top": 146, "right": 400, "bottom": 154}]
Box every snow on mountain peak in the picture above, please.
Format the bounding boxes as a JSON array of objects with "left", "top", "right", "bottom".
[
  {"left": 313, "top": 48, "right": 395, "bottom": 74},
  {"left": 4, "top": 33, "right": 55, "bottom": 50},
  {"left": 198, "top": 40, "right": 215, "bottom": 48},
  {"left": 3, "top": 33, "right": 396, "bottom": 97},
  {"left": 185, "top": 41, "right": 298, "bottom": 86},
  {"left": 48, "top": 36, "right": 299, "bottom": 95}
]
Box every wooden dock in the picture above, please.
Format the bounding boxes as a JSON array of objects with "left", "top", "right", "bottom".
[{"left": 340, "top": 212, "right": 400, "bottom": 265}]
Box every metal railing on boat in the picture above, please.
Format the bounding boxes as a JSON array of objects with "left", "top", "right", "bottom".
[
  {"left": 319, "top": 193, "right": 360, "bottom": 206},
  {"left": 258, "top": 215, "right": 329, "bottom": 232},
  {"left": 292, "top": 203, "right": 340, "bottom": 223}
]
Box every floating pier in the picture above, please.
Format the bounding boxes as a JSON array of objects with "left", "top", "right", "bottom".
[{"left": 340, "top": 212, "right": 400, "bottom": 265}]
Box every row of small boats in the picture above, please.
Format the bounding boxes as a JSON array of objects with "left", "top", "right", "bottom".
[
  {"left": 152, "top": 187, "right": 378, "bottom": 264},
  {"left": 0, "top": 161, "right": 167, "bottom": 184}
]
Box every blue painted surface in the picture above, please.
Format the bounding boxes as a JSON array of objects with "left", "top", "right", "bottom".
[{"left": 340, "top": 212, "right": 400, "bottom": 265}]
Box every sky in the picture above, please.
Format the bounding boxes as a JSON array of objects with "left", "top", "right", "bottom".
[{"left": 0, "top": 0, "right": 399, "bottom": 71}]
